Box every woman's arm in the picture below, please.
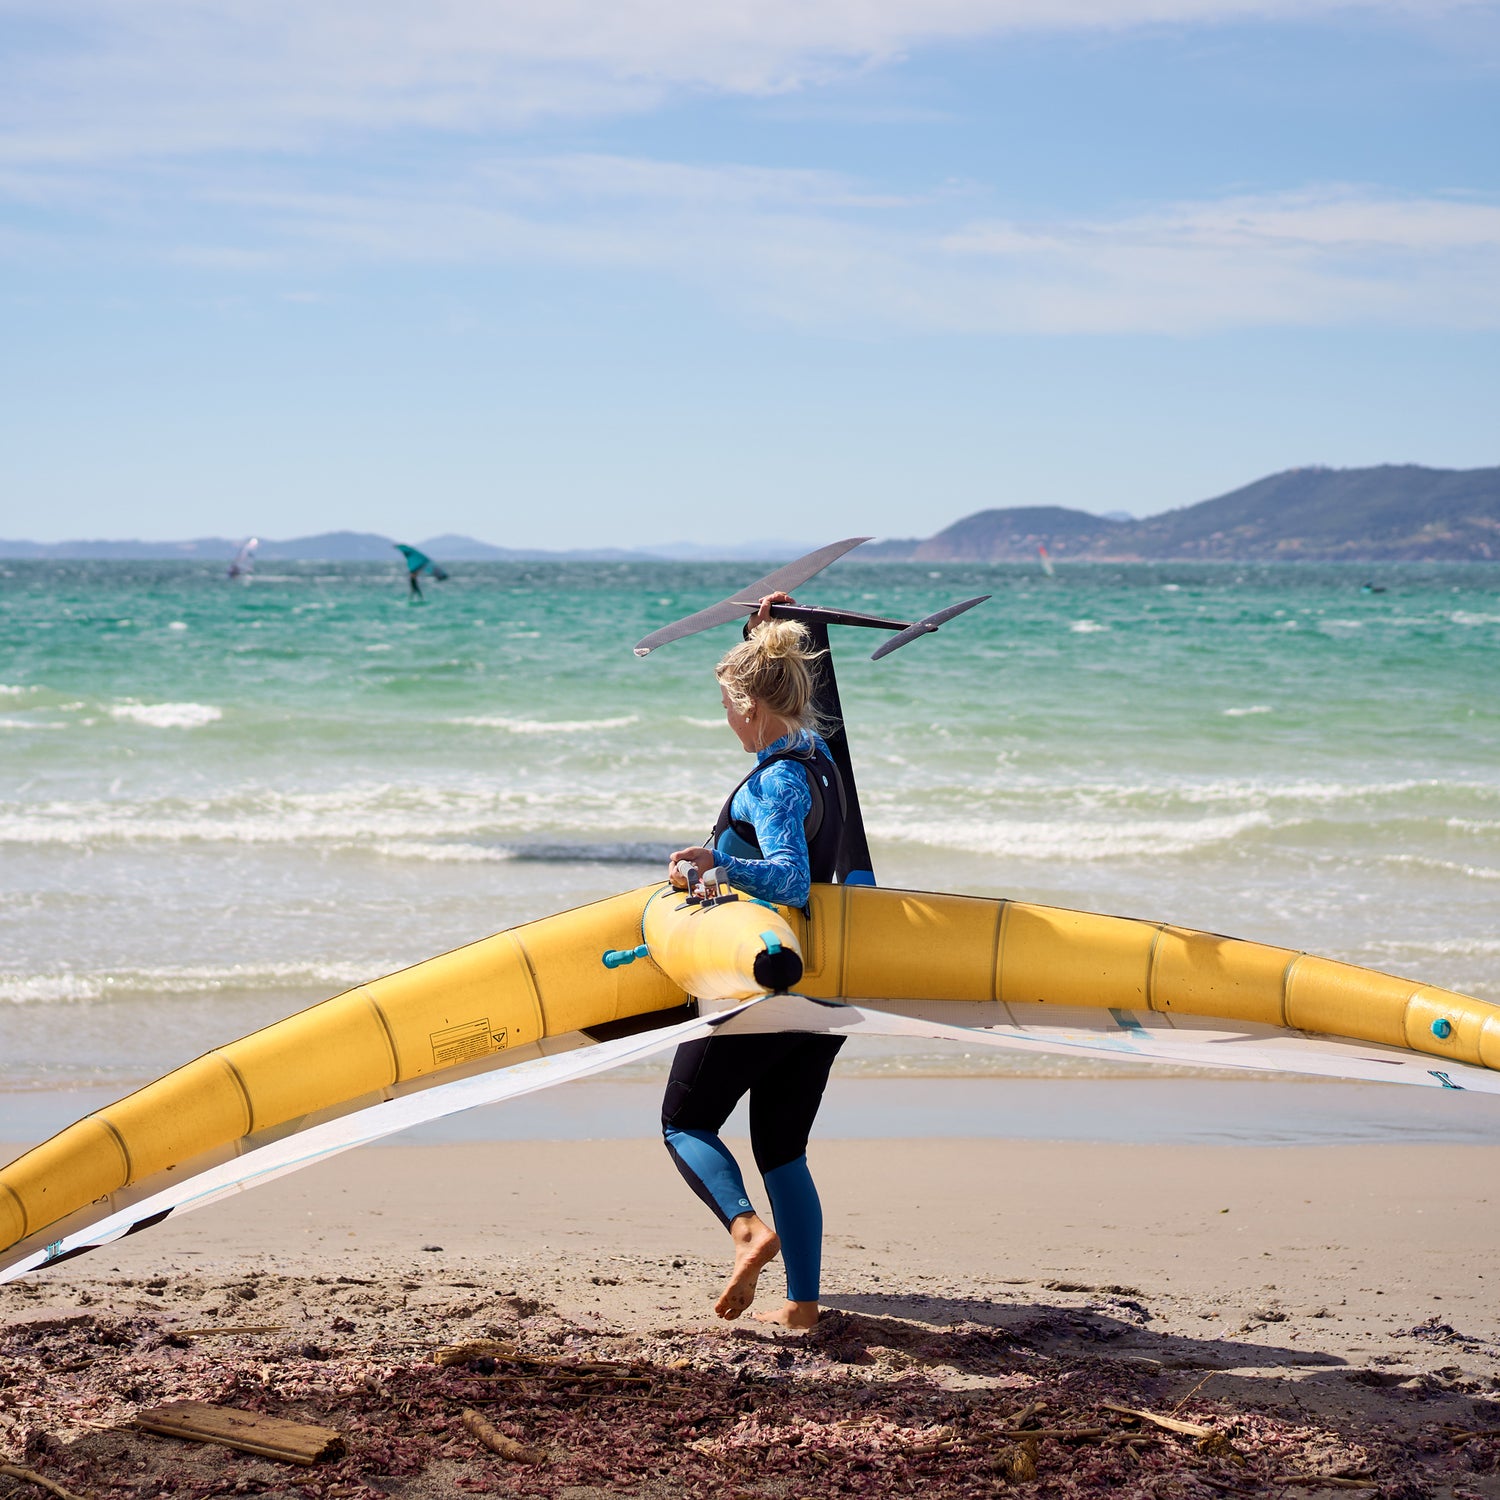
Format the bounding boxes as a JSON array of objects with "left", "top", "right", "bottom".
[{"left": 711, "top": 761, "right": 814, "bottom": 908}]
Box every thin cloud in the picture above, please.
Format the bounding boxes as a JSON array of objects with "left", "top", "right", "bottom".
[
  {"left": 112, "top": 160, "right": 1500, "bottom": 334},
  {"left": 0, "top": 0, "right": 1488, "bottom": 162},
  {"left": 938, "top": 189, "right": 1500, "bottom": 331}
]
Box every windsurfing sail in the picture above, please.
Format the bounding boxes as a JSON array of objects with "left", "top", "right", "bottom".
[
  {"left": 1038, "top": 544, "right": 1055, "bottom": 577},
  {"left": 227, "top": 537, "right": 258, "bottom": 580}
]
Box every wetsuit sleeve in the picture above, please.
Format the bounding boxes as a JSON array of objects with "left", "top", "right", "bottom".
[{"left": 713, "top": 760, "right": 813, "bottom": 908}]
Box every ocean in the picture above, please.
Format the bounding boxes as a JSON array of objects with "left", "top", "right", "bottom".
[{"left": 2, "top": 557, "right": 1497, "bottom": 1140}]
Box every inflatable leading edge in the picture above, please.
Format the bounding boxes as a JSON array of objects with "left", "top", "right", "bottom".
[{"left": 3, "top": 880, "right": 1497, "bottom": 1265}]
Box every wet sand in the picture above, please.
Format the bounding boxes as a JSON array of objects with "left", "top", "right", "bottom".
[
  {"left": 3, "top": 1138, "right": 1499, "bottom": 1498},
  {"left": 9, "top": 1074, "right": 1500, "bottom": 1148}
]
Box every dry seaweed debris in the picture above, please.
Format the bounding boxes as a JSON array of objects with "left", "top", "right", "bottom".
[{"left": 0, "top": 1292, "right": 1486, "bottom": 1499}]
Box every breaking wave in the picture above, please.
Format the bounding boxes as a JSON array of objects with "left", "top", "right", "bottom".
[
  {"left": 1382, "top": 854, "right": 1500, "bottom": 883},
  {"left": 0, "top": 781, "right": 713, "bottom": 851},
  {"left": 109, "top": 702, "right": 222, "bottom": 729},
  {"left": 870, "top": 810, "right": 1273, "bottom": 861},
  {"left": 0, "top": 960, "right": 384, "bottom": 1007},
  {"left": 450, "top": 714, "right": 639, "bottom": 734},
  {"left": 369, "top": 840, "right": 516, "bottom": 863}
]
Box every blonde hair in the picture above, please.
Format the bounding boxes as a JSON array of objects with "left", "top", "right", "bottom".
[{"left": 715, "top": 619, "right": 826, "bottom": 735}]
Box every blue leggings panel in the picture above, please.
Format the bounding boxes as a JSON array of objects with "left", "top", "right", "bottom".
[
  {"left": 662, "top": 1033, "right": 843, "bottom": 1305},
  {"left": 764, "top": 1155, "right": 823, "bottom": 1302},
  {"left": 663, "top": 1127, "right": 754, "bottom": 1227}
]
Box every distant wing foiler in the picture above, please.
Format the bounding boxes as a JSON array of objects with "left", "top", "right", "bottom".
[
  {"left": 395, "top": 544, "right": 449, "bottom": 581},
  {"left": 4, "top": 884, "right": 1499, "bottom": 1282}
]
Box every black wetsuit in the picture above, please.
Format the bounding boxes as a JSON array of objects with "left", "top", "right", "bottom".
[{"left": 661, "top": 731, "right": 846, "bottom": 1302}]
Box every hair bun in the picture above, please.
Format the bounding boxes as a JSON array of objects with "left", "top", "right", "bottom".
[
  {"left": 717, "top": 617, "right": 827, "bottom": 735},
  {"left": 750, "top": 618, "right": 807, "bottom": 658}
]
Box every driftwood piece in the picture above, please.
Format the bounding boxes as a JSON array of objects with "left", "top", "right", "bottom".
[
  {"left": 0, "top": 1464, "right": 91, "bottom": 1500},
  {"left": 1273, "top": 1477, "right": 1378, "bottom": 1490},
  {"left": 431, "top": 1338, "right": 518, "bottom": 1367},
  {"left": 170, "top": 1325, "right": 284, "bottom": 1337},
  {"left": 132, "top": 1401, "right": 344, "bottom": 1466},
  {"left": 460, "top": 1409, "right": 545, "bottom": 1465},
  {"left": 1008, "top": 1398, "right": 1045, "bottom": 1428},
  {"left": 900, "top": 1424, "right": 958, "bottom": 1456},
  {"left": 1102, "top": 1403, "right": 1216, "bottom": 1439}
]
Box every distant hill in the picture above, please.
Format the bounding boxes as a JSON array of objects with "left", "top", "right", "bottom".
[
  {"left": 871, "top": 465, "right": 1500, "bottom": 562},
  {"left": 0, "top": 532, "right": 812, "bottom": 563},
  {"left": 8, "top": 466, "right": 1496, "bottom": 563},
  {"left": 0, "top": 531, "right": 408, "bottom": 562},
  {"left": 265, "top": 532, "right": 404, "bottom": 561}
]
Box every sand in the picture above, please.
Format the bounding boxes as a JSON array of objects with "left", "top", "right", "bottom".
[{"left": 3, "top": 1137, "right": 1499, "bottom": 1498}]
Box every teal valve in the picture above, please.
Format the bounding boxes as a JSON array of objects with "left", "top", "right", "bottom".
[
  {"left": 602, "top": 943, "right": 650, "bottom": 970},
  {"left": 1432, "top": 1017, "right": 1454, "bottom": 1040}
]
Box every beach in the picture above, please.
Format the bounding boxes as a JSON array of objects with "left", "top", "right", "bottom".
[
  {"left": 4, "top": 558, "right": 1500, "bottom": 1496},
  {"left": 4, "top": 1136, "right": 1500, "bottom": 1497}
]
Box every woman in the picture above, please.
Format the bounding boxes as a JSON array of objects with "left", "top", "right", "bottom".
[{"left": 664, "top": 593, "right": 847, "bottom": 1330}]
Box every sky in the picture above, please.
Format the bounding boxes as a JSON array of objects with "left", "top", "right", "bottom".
[{"left": 1, "top": 1, "right": 1497, "bottom": 549}]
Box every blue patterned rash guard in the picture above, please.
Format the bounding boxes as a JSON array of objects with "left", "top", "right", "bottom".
[{"left": 711, "top": 730, "right": 828, "bottom": 909}]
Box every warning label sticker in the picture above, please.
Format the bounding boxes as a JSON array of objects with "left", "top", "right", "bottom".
[{"left": 430, "top": 1019, "right": 506, "bottom": 1068}]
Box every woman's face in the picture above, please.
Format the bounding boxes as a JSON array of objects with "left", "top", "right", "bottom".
[{"left": 721, "top": 684, "right": 761, "bottom": 753}]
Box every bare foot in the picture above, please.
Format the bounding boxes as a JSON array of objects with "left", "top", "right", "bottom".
[
  {"left": 714, "top": 1215, "right": 780, "bottom": 1320},
  {"left": 752, "top": 1300, "right": 821, "bottom": 1330}
]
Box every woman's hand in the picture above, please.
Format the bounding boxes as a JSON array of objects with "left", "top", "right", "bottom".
[
  {"left": 754, "top": 590, "right": 794, "bottom": 624},
  {"left": 668, "top": 847, "right": 717, "bottom": 889}
]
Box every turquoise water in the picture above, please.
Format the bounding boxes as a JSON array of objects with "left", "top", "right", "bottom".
[{"left": 1, "top": 558, "right": 1497, "bottom": 1097}]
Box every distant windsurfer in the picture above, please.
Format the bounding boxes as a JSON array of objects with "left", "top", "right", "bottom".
[
  {"left": 663, "top": 592, "right": 846, "bottom": 1330},
  {"left": 227, "top": 537, "right": 258, "bottom": 581}
]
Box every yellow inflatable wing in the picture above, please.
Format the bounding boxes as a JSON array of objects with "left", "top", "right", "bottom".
[{"left": 3, "top": 881, "right": 1497, "bottom": 1280}]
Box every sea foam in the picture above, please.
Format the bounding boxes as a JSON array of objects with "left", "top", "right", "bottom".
[
  {"left": 869, "top": 809, "right": 1273, "bottom": 861},
  {"left": 110, "top": 702, "right": 222, "bottom": 729},
  {"left": 0, "top": 960, "right": 383, "bottom": 1007},
  {"left": 451, "top": 714, "right": 639, "bottom": 734}
]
